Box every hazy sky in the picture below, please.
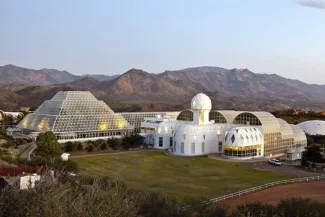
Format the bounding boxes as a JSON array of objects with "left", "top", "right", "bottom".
[{"left": 1, "top": 0, "right": 325, "bottom": 84}]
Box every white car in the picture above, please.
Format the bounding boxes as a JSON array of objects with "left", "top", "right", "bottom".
[{"left": 268, "top": 159, "right": 281, "bottom": 166}]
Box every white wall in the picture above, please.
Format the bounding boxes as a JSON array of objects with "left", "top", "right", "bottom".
[
  {"left": 20, "top": 175, "right": 40, "bottom": 190},
  {"left": 172, "top": 124, "right": 225, "bottom": 156}
]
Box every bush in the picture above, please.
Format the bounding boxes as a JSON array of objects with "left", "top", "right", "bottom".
[
  {"left": 64, "top": 142, "right": 74, "bottom": 152},
  {"left": 86, "top": 144, "right": 94, "bottom": 152},
  {"left": 77, "top": 142, "right": 83, "bottom": 151},
  {"left": 312, "top": 162, "right": 317, "bottom": 169},
  {"left": 122, "top": 134, "right": 144, "bottom": 149},
  {"left": 107, "top": 139, "right": 119, "bottom": 150},
  {"left": 100, "top": 142, "right": 107, "bottom": 150}
]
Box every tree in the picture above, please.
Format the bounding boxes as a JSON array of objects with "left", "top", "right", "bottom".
[
  {"left": 303, "top": 145, "right": 323, "bottom": 163},
  {"left": 36, "top": 131, "right": 62, "bottom": 159},
  {"left": 3, "top": 114, "right": 14, "bottom": 125}
]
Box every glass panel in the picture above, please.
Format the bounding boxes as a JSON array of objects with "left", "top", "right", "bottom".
[
  {"left": 181, "top": 142, "right": 184, "bottom": 153},
  {"left": 191, "top": 142, "right": 195, "bottom": 154}
]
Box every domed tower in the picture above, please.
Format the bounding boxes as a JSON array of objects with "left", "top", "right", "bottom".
[{"left": 191, "top": 93, "right": 212, "bottom": 125}]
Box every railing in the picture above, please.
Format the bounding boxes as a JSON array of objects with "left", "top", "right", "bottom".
[{"left": 179, "top": 175, "right": 325, "bottom": 211}]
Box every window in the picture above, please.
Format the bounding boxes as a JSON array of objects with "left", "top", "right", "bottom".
[
  {"left": 170, "top": 137, "right": 173, "bottom": 147},
  {"left": 231, "top": 135, "right": 235, "bottom": 143},
  {"left": 218, "top": 141, "right": 222, "bottom": 152},
  {"left": 159, "top": 137, "right": 163, "bottom": 147},
  {"left": 191, "top": 142, "right": 195, "bottom": 154},
  {"left": 181, "top": 142, "right": 184, "bottom": 153},
  {"left": 202, "top": 142, "right": 205, "bottom": 153},
  {"left": 173, "top": 141, "right": 176, "bottom": 152}
]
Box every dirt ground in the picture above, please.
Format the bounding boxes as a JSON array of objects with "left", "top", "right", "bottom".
[{"left": 219, "top": 180, "right": 325, "bottom": 210}]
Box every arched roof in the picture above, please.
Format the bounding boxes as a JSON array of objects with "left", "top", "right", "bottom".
[
  {"left": 277, "top": 118, "right": 293, "bottom": 139},
  {"left": 297, "top": 120, "right": 325, "bottom": 136},
  {"left": 233, "top": 112, "right": 281, "bottom": 133},
  {"left": 176, "top": 110, "right": 193, "bottom": 122},
  {"left": 210, "top": 110, "right": 240, "bottom": 124},
  {"left": 224, "top": 126, "right": 264, "bottom": 147},
  {"left": 290, "top": 124, "right": 307, "bottom": 146}
]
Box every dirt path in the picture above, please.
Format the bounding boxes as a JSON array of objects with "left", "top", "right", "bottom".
[{"left": 219, "top": 180, "right": 325, "bottom": 210}]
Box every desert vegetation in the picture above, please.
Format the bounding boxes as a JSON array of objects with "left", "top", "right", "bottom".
[{"left": 0, "top": 174, "right": 325, "bottom": 217}]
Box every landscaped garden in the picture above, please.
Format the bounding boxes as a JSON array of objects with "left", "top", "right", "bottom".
[{"left": 72, "top": 151, "right": 290, "bottom": 201}]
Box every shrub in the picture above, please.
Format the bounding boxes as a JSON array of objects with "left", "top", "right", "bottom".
[
  {"left": 64, "top": 142, "right": 77, "bottom": 152},
  {"left": 77, "top": 142, "right": 83, "bottom": 151},
  {"left": 100, "top": 142, "right": 107, "bottom": 150},
  {"left": 86, "top": 144, "right": 94, "bottom": 152}
]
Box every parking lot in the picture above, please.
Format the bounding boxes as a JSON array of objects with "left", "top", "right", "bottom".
[{"left": 243, "top": 161, "right": 323, "bottom": 177}]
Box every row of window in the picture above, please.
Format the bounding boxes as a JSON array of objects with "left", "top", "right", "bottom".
[
  {"left": 158, "top": 137, "right": 173, "bottom": 147},
  {"left": 171, "top": 140, "right": 205, "bottom": 154},
  {"left": 223, "top": 149, "right": 258, "bottom": 157}
]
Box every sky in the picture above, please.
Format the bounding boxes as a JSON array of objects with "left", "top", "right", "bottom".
[{"left": 0, "top": 0, "right": 325, "bottom": 84}]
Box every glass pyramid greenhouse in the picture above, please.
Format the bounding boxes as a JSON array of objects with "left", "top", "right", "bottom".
[{"left": 17, "top": 91, "right": 133, "bottom": 141}]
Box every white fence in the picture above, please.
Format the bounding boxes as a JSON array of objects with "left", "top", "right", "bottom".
[{"left": 179, "top": 175, "right": 325, "bottom": 211}]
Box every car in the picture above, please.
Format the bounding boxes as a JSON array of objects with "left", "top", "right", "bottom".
[{"left": 268, "top": 159, "right": 281, "bottom": 166}]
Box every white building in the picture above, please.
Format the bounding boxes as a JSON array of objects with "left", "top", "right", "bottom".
[
  {"left": 297, "top": 120, "right": 325, "bottom": 136},
  {"left": 140, "top": 93, "right": 307, "bottom": 160},
  {"left": 20, "top": 174, "right": 41, "bottom": 190}
]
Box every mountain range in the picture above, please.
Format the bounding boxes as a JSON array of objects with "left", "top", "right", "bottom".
[{"left": 1, "top": 64, "right": 325, "bottom": 112}]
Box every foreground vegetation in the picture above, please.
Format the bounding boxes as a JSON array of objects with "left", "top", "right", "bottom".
[
  {"left": 1, "top": 175, "right": 325, "bottom": 217},
  {"left": 73, "top": 151, "right": 289, "bottom": 201}
]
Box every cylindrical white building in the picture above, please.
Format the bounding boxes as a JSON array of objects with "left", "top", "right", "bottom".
[{"left": 222, "top": 126, "right": 264, "bottom": 160}]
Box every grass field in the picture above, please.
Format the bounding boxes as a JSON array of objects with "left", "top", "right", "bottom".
[{"left": 72, "top": 151, "right": 290, "bottom": 201}]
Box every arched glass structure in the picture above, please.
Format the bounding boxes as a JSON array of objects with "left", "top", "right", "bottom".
[
  {"left": 209, "top": 110, "right": 238, "bottom": 124},
  {"left": 290, "top": 124, "right": 307, "bottom": 147},
  {"left": 233, "top": 112, "right": 299, "bottom": 156},
  {"left": 176, "top": 110, "right": 193, "bottom": 122}
]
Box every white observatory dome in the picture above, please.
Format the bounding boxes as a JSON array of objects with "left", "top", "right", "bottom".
[{"left": 191, "top": 93, "right": 212, "bottom": 110}]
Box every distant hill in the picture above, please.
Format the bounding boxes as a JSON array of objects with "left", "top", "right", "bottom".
[
  {"left": 0, "top": 88, "right": 23, "bottom": 110},
  {"left": 81, "top": 74, "right": 119, "bottom": 81},
  {"left": 159, "top": 67, "right": 325, "bottom": 102},
  {"left": 1, "top": 64, "right": 325, "bottom": 112},
  {"left": 0, "top": 65, "right": 79, "bottom": 85},
  {"left": 97, "top": 68, "right": 203, "bottom": 102}
]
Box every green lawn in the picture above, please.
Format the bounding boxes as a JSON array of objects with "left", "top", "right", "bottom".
[{"left": 72, "top": 151, "right": 289, "bottom": 201}]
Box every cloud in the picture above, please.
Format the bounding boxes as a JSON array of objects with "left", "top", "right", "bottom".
[{"left": 297, "top": 0, "right": 325, "bottom": 10}]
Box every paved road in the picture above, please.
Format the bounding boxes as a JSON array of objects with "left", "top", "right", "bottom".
[
  {"left": 21, "top": 143, "right": 37, "bottom": 160},
  {"left": 243, "top": 161, "right": 323, "bottom": 177}
]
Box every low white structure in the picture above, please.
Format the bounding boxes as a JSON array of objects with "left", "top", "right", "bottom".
[
  {"left": 286, "top": 147, "right": 306, "bottom": 161},
  {"left": 0, "top": 110, "right": 24, "bottom": 123},
  {"left": 20, "top": 174, "right": 41, "bottom": 190},
  {"left": 61, "top": 153, "right": 70, "bottom": 161},
  {"left": 297, "top": 120, "right": 325, "bottom": 136}
]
